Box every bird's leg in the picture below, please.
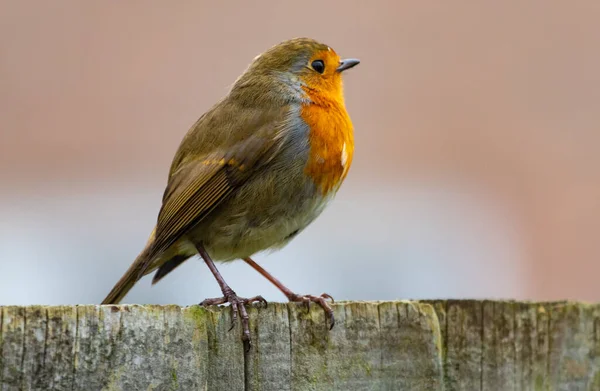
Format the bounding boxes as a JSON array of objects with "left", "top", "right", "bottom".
[
  {"left": 196, "top": 244, "right": 266, "bottom": 349},
  {"left": 243, "top": 257, "right": 335, "bottom": 330}
]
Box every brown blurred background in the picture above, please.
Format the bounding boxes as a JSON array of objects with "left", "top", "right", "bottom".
[{"left": 1, "top": 1, "right": 599, "bottom": 305}]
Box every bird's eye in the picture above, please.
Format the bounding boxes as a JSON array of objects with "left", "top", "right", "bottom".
[{"left": 311, "top": 60, "right": 325, "bottom": 74}]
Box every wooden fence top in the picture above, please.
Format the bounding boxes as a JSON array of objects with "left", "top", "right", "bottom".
[{"left": 1, "top": 300, "right": 599, "bottom": 390}]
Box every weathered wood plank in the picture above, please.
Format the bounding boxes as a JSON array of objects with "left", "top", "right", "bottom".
[
  {"left": 513, "top": 302, "right": 544, "bottom": 390},
  {"left": 71, "top": 305, "right": 120, "bottom": 390},
  {"left": 166, "top": 305, "right": 208, "bottom": 390},
  {"left": 43, "top": 306, "right": 76, "bottom": 391},
  {"left": 20, "top": 306, "right": 46, "bottom": 390},
  {"left": 443, "top": 300, "right": 485, "bottom": 390},
  {"left": 546, "top": 303, "right": 600, "bottom": 389},
  {"left": 204, "top": 304, "right": 245, "bottom": 390},
  {"left": 1, "top": 301, "right": 600, "bottom": 390},
  {"left": 1, "top": 306, "right": 25, "bottom": 391},
  {"left": 245, "top": 302, "right": 291, "bottom": 391},
  {"left": 287, "top": 300, "right": 332, "bottom": 390},
  {"left": 326, "top": 301, "right": 382, "bottom": 389}
]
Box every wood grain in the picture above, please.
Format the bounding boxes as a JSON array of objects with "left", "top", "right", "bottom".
[{"left": 1, "top": 301, "right": 599, "bottom": 390}]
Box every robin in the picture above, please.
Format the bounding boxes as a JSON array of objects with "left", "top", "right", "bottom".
[{"left": 101, "top": 37, "right": 359, "bottom": 347}]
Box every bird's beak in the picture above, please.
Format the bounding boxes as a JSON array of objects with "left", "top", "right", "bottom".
[{"left": 336, "top": 58, "right": 360, "bottom": 72}]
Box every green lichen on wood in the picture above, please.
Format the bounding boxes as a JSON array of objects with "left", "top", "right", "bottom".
[
  {"left": 181, "top": 304, "right": 208, "bottom": 344},
  {"left": 171, "top": 367, "right": 178, "bottom": 389}
]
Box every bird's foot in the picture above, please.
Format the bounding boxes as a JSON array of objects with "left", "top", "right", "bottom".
[
  {"left": 200, "top": 288, "right": 267, "bottom": 350},
  {"left": 287, "top": 292, "right": 335, "bottom": 330}
]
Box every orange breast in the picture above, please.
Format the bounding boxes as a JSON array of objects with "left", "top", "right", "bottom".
[{"left": 301, "top": 91, "right": 354, "bottom": 195}]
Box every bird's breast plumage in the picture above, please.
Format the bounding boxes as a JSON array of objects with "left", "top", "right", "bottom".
[
  {"left": 187, "top": 100, "right": 354, "bottom": 261},
  {"left": 300, "top": 91, "right": 354, "bottom": 196}
]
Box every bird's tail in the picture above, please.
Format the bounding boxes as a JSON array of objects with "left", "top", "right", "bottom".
[{"left": 101, "top": 228, "right": 156, "bottom": 305}]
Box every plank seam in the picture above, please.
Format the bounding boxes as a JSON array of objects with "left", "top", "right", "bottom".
[
  {"left": 287, "top": 303, "right": 293, "bottom": 390},
  {"left": 243, "top": 307, "right": 251, "bottom": 391},
  {"left": 69, "top": 306, "right": 79, "bottom": 391},
  {"left": 545, "top": 304, "right": 551, "bottom": 386},
  {"left": 442, "top": 301, "right": 449, "bottom": 390},
  {"left": 0, "top": 307, "right": 3, "bottom": 386},
  {"left": 19, "top": 307, "right": 27, "bottom": 390},
  {"left": 512, "top": 303, "right": 517, "bottom": 389},
  {"left": 479, "top": 302, "right": 484, "bottom": 391},
  {"left": 376, "top": 303, "right": 383, "bottom": 387},
  {"left": 42, "top": 308, "right": 49, "bottom": 388}
]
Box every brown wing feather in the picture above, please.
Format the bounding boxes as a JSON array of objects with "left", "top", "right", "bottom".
[
  {"left": 101, "top": 105, "right": 291, "bottom": 304},
  {"left": 153, "top": 168, "right": 232, "bottom": 256},
  {"left": 136, "top": 118, "right": 288, "bottom": 278}
]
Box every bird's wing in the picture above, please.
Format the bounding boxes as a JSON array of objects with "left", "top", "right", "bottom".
[{"left": 137, "top": 113, "right": 289, "bottom": 277}]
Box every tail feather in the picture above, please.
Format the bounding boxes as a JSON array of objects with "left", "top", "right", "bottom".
[
  {"left": 151, "top": 254, "right": 192, "bottom": 285},
  {"left": 101, "top": 228, "right": 156, "bottom": 305},
  {"left": 101, "top": 247, "right": 152, "bottom": 304}
]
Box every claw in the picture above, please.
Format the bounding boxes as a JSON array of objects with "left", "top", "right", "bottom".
[
  {"left": 240, "top": 303, "right": 251, "bottom": 346},
  {"left": 245, "top": 295, "right": 268, "bottom": 307},
  {"left": 200, "top": 291, "right": 266, "bottom": 348},
  {"left": 326, "top": 307, "right": 335, "bottom": 330},
  {"left": 231, "top": 305, "right": 239, "bottom": 331},
  {"left": 244, "top": 338, "right": 252, "bottom": 353},
  {"left": 199, "top": 296, "right": 227, "bottom": 307},
  {"left": 321, "top": 293, "right": 335, "bottom": 303},
  {"left": 288, "top": 293, "right": 336, "bottom": 330}
]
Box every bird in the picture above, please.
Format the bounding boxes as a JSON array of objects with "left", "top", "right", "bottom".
[{"left": 101, "top": 37, "right": 359, "bottom": 347}]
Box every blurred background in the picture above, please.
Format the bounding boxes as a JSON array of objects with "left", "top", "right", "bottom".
[{"left": 1, "top": 1, "right": 599, "bottom": 306}]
